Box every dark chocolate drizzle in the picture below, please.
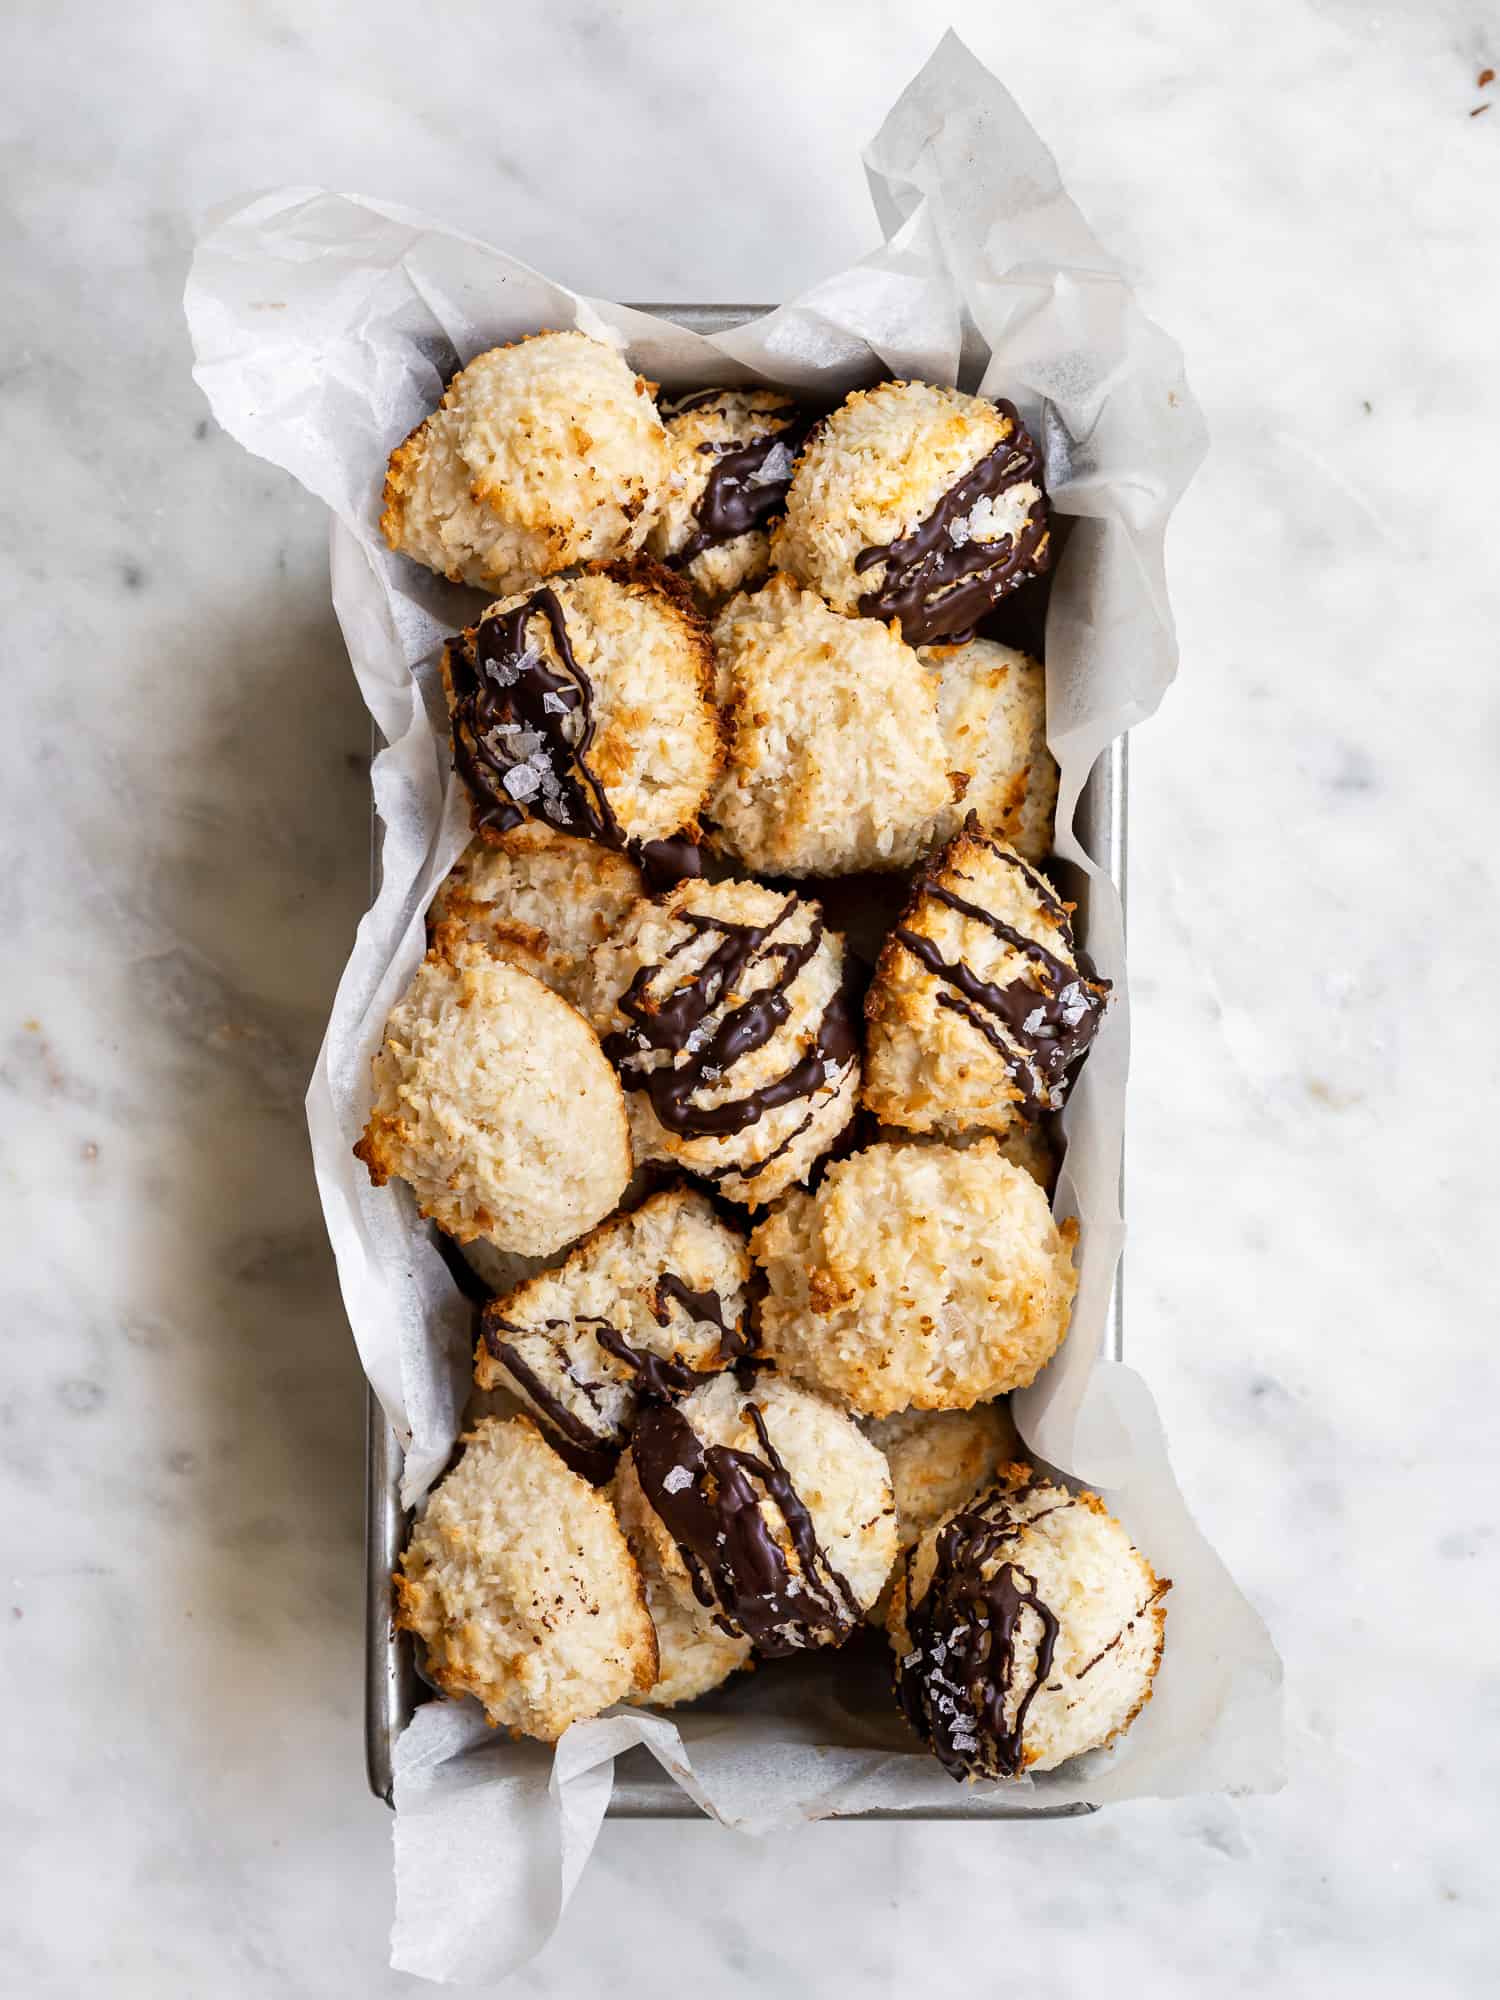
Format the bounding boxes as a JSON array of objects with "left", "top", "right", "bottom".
[
  {"left": 480, "top": 1314, "right": 619, "bottom": 1482},
  {"left": 895, "top": 1490, "right": 1062, "bottom": 1781},
  {"left": 651, "top": 1274, "right": 751, "bottom": 1361},
  {"left": 601, "top": 894, "right": 857, "bottom": 1145},
  {"left": 447, "top": 585, "right": 703, "bottom": 885},
  {"left": 854, "top": 400, "right": 1050, "bottom": 646},
  {"left": 592, "top": 1323, "right": 719, "bottom": 1402},
  {"left": 891, "top": 836, "right": 1107, "bottom": 1119},
  {"left": 669, "top": 396, "right": 810, "bottom": 567},
  {"left": 661, "top": 387, "right": 737, "bottom": 417},
  {"left": 481, "top": 1275, "right": 747, "bottom": 1467},
  {"left": 632, "top": 1396, "right": 862, "bottom": 1654}
]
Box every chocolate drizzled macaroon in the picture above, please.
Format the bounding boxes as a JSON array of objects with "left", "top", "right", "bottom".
[
  {"left": 617, "top": 1372, "right": 897, "bottom": 1656},
  {"left": 708, "top": 574, "right": 950, "bottom": 876},
  {"left": 775, "top": 381, "right": 1050, "bottom": 646},
  {"left": 648, "top": 388, "right": 809, "bottom": 605},
  {"left": 381, "top": 329, "right": 670, "bottom": 594},
  {"left": 923, "top": 639, "right": 1059, "bottom": 862},
  {"left": 354, "top": 934, "right": 630, "bottom": 1258},
  {"left": 588, "top": 875, "right": 860, "bottom": 1207},
  {"left": 890, "top": 1467, "right": 1169, "bottom": 1781},
  {"left": 751, "top": 1138, "right": 1078, "bottom": 1417},
  {"left": 862, "top": 824, "right": 1108, "bottom": 1139},
  {"left": 442, "top": 561, "right": 720, "bottom": 883},
  {"left": 430, "top": 823, "right": 642, "bottom": 1011},
  {"left": 395, "top": 1415, "right": 658, "bottom": 1741},
  {"left": 613, "top": 1464, "right": 754, "bottom": 1706},
  {"left": 474, "top": 1188, "right": 752, "bottom": 1478}
]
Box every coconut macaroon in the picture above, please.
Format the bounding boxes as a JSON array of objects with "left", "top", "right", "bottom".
[
  {"left": 443, "top": 561, "right": 720, "bottom": 863},
  {"left": 618, "top": 1372, "right": 897, "bottom": 1656},
  {"left": 865, "top": 1404, "right": 1016, "bottom": 1558},
  {"left": 967, "top": 1119, "right": 1060, "bottom": 1193},
  {"left": 889, "top": 1467, "right": 1170, "bottom": 1781},
  {"left": 924, "top": 639, "right": 1059, "bottom": 862},
  {"left": 353, "top": 936, "right": 630, "bottom": 1258},
  {"left": 751, "top": 1139, "right": 1078, "bottom": 1417},
  {"left": 708, "top": 574, "right": 951, "bottom": 876},
  {"left": 589, "top": 875, "right": 860, "bottom": 1207},
  {"left": 474, "top": 1188, "right": 752, "bottom": 1476},
  {"left": 1010, "top": 1117, "right": 1066, "bottom": 1191},
  {"left": 381, "top": 329, "right": 670, "bottom": 594},
  {"left": 429, "top": 824, "right": 642, "bottom": 1012},
  {"left": 775, "top": 381, "right": 1050, "bottom": 647},
  {"left": 647, "top": 389, "right": 808, "bottom": 605},
  {"left": 394, "top": 1416, "right": 658, "bottom": 1741},
  {"left": 863, "top": 824, "right": 1108, "bottom": 1139},
  {"left": 613, "top": 1465, "right": 753, "bottom": 1706},
  {"left": 861, "top": 1402, "right": 1016, "bottom": 1625}
]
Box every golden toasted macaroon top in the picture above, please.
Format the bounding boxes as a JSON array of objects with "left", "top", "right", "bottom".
[
  {"left": 382, "top": 329, "right": 670, "bottom": 594},
  {"left": 395, "top": 1415, "right": 658, "bottom": 1741},
  {"left": 708, "top": 573, "right": 950, "bottom": 876},
  {"left": 355, "top": 931, "right": 631, "bottom": 1257},
  {"left": 751, "top": 1137, "right": 1078, "bottom": 1416}
]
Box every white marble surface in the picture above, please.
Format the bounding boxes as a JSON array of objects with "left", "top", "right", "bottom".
[{"left": 3, "top": 1, "right": 1495, "bottom": 1992}]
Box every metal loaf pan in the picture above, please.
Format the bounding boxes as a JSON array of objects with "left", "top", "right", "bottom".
[{"left": 365, "top": 303, "right": 1128, "bottom": 1817}]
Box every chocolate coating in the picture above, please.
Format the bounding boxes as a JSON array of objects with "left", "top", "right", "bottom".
[
  {"left": 855, "top": 401, "right": 1050, "bottom": 646},
  {"left": 479, "top": 1316, "right": 619, "bottom": 1482},
  {"left": 651, "top": 1274, "right": 752, "bottom": 1361}
]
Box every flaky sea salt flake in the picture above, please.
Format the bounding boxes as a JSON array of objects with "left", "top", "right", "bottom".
[{"left": 502, "top": 765, "right": 540, "bottom": 802}]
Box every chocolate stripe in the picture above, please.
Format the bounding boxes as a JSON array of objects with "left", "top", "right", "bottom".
[
  {"left": 447, "top": 585, "right": 703, "bottom": 887},
  {"left": 896, "top": 1494, "right": 1064, "bottom": 1780},
  {"left": 601, "top": 898, "right": 857, "bottom": 1145},
  {"left": 633, "top": 1397, "right": 861, "bottom": 1655},
  {"left": 854, "top": 400, "right": 1050, "bottom": 645}
]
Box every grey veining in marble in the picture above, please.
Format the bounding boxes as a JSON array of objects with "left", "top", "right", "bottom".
[{"left": 2, "top": 1, "right": 1495, "bottom": 1993}]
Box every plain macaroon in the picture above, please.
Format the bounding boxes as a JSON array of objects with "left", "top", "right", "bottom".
[
  {"left": 750, "top": 1138, "right": 1078, "bottom": 1416},
  {"left": 354, "top": 935, "right": 631, "bottom": 1258},
  {"left": 923, "top": 638, "right": 1058, "bottom": 861},
  {"left": 430, "top": 823, "right": 642, "bottom": 1011},
  {"left": 708, "top": 573, "right": 951, "bottom": 876},
  {"left": 394, "top": 1415, "right": 659, "bottom": 1741},
  {"left": 381, "top": 328, "right": 670, "bottom": 593}
]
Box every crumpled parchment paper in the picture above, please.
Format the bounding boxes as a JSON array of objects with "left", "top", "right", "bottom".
[{"left": 187, "top": 31, "right": 1282, "bottom": 1985}]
